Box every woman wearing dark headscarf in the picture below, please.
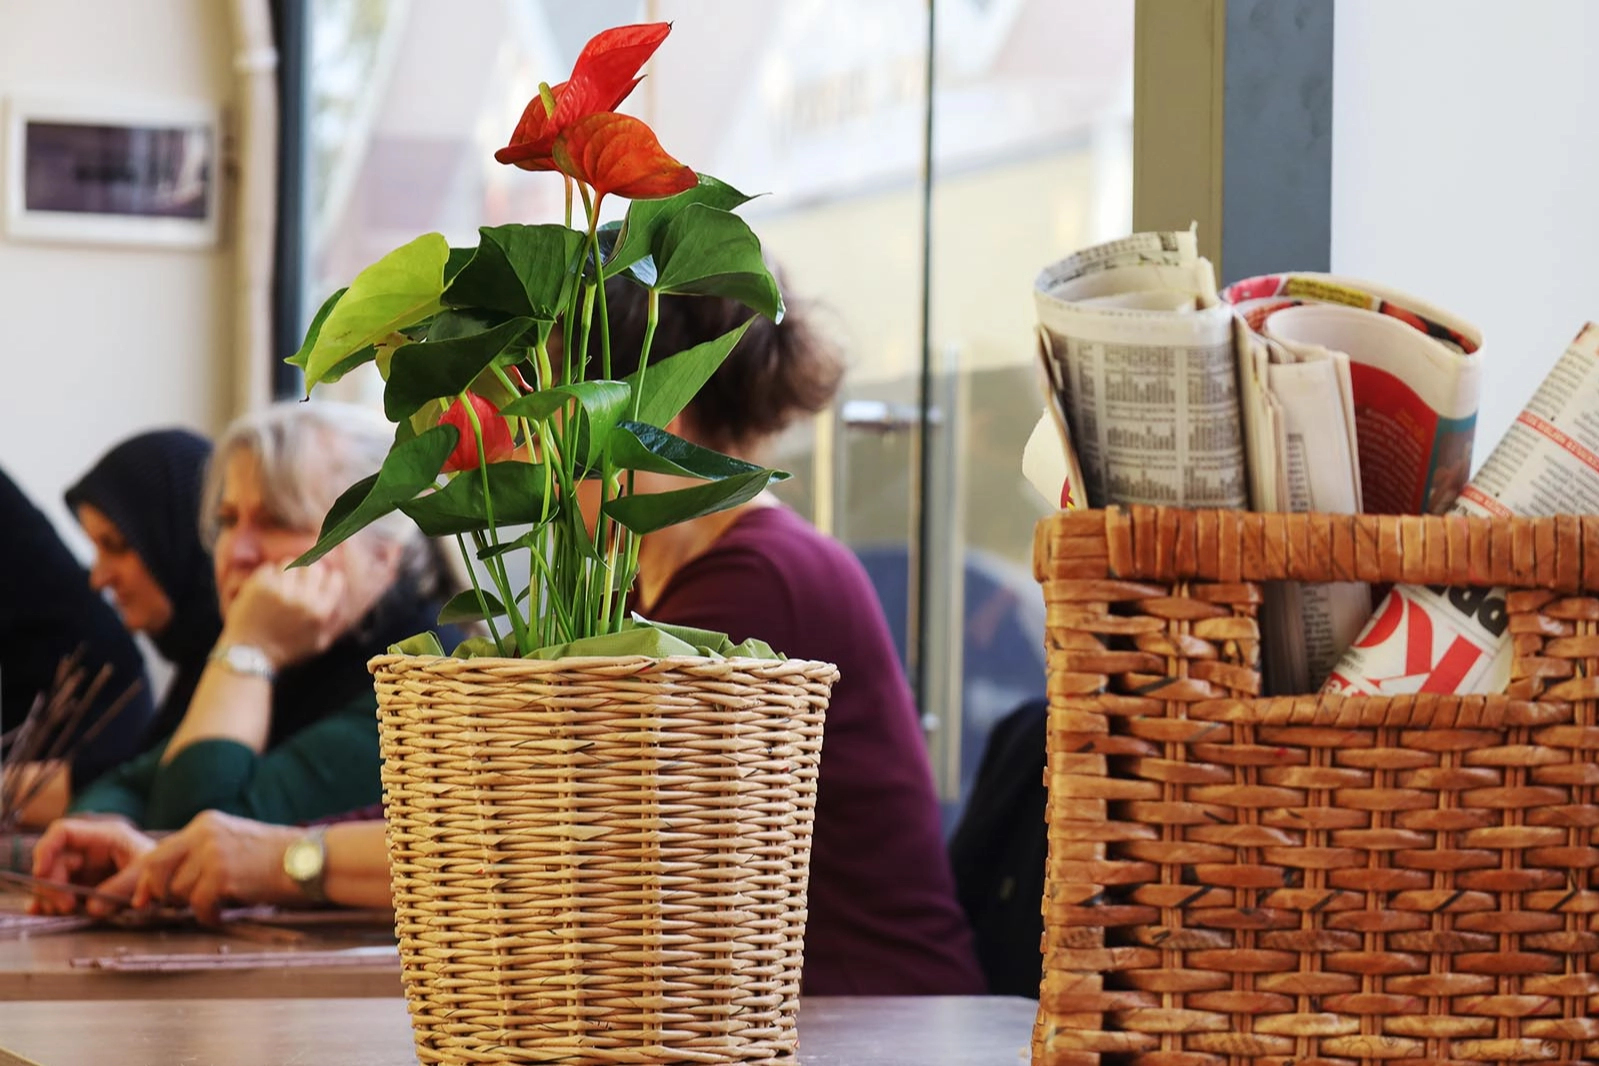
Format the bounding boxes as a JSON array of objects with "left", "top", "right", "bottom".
[
  {"left": 6, "top": 430, "right": 222, "bottom": 829},
  {"left": 0, "top": 465, "right": 153, "bottom": 826},
  {"left": 64, "top": 428, "right": 222, "bottom": 748}
]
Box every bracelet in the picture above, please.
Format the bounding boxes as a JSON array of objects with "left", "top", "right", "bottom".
[{"left": 207, "top": 643, "right": 277, "bottom": 683}]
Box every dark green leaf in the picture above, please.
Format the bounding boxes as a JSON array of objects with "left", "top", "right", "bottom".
[
  {"left": 445, "top": 224, "right": 584, "bottom": 320},
  {"left": 319, "top": 344, "right": 379, "bottom": 385},
  {"left": 438, "top": 588, "right": 507, "bottom": 625},
  {"left": 382, "top": 317, "right": 533, "bottom": 422},
  {"left": 444, "top": 246, "right": 475, "bottom": 283},
  {"left": 500, "top": 380, "right": 632, "bottom": 467},
  {"left": 652, "top": 205, "right": 784, "bottom": 321},
  {"left": 398, "top": 461, "right": 549, "bottom": 537},
  {"left": 604, "top": 176, "right": 755, "bottom": 278},
  {"left": 608, "top": 422, "right": 770, "bottom": 481},
  {"left": 623, "top": 320, "right": 750, "bottom": 429},
  {"left": 602, "top": 468, "right": 782, "bottom": 535},
  {"left": 291, "top": 424, "right": 458, "bottom": 567},
  {"left": 476, "top": 524, "right": 551, "bottom": 560},
  {"left": 302, "top": 233, "right": 451, "bottom": 387},
  {"left": 286, "top": 287, "right": 347, "bottom": 370},
  {"left": 426, "top": 309, "right": 510, "bottom": 341}
]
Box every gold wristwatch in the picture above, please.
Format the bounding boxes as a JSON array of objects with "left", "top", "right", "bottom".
[{"left": 282, "top": 826, "right": 328, "bottom": 903}]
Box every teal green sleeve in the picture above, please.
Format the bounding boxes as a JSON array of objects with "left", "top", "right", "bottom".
[
  {"left": 68, "top": 744, "right": 163, "bottom": 823},
  {"left": 135, "top": 695, "right": 382, "bottom": 831}
]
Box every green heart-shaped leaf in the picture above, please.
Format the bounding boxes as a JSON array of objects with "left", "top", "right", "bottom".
[
  {"left": 623, "top": 320, "right": 750, "bottom": 429},
  {"left": 437, "top": 588, "right": 508, "bottom": 625},
  {"left": 291, "top": 423, "right": 458, "bottom": 567},
  {"left": 651, "top": 205, "right": 783, "bottom": 320},
  {"left": 398, "top": 461, "right": 548, "bottom": 537},
  {"left": 382, "top": 317, "right": 534, "bottom": 422},
  {"left": 300, "top": 234, "right": 451, "bottom": 388},
  {"left": 500, "top": 380, "right": 632, "bottom": 467},
  {"left": 602, "top": 467, "right": 782, "bottom": 535},
  {"left": 608, "top": 422, "right": 772, "bottom": 481},
  {"left": 286, "top": 286, "right": 347, "bottom": 371},
  {"left": 604, "top": 175, "right": 755, "bottom": 278},
  {"left": 446, "top": 224, "right": 584, "bottom": 321}
]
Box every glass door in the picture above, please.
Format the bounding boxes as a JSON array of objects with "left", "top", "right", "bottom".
[{"left": 299, "top": 0, "right": 1133, "bottom": 825}]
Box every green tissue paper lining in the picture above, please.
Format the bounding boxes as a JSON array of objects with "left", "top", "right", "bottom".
[{"left": 388, "top": 615, "right": 782, "bottom": 662}]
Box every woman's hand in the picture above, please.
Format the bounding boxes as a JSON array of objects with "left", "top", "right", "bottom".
[
  {"left": 30, "top": 817, "right": 155, "bottom": 915},
  {"left": 221, "top": 564, "right": 349, "bottom": 670},
  {"left": 102, "top": 810, "right": 303, "bottom": 924}
]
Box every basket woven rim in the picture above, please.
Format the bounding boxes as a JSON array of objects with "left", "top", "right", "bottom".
[{"left": 368, "top": 651, "right": 839, "bottom": 672}]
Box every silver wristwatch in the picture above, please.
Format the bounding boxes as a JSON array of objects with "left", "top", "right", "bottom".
[
  {"left": 208, "top": 643, "right": 277, "bottom": 682},
  {"left": 282, "top": 826, "right": 328, "bottom": 903}
]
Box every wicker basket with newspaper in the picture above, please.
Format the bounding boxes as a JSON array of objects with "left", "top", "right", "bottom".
[{"left": 1032, "top": 503, "right": 1599, "bottom": 1066}]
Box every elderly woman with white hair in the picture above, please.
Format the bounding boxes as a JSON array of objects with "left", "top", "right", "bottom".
[{"left": 62, "top": 401, "right": 456, "bottom": 831}]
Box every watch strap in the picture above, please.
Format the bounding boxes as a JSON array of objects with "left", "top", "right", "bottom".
[{"left": 208, "top": 643, "right": 277, "bottom": 682}]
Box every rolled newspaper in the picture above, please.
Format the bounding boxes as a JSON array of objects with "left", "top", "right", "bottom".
[
  {"left": 1325, "top": 323, "right": 1599, "bottom": 696},
  {"left": 1033, "top": 230, "right": 1247, "bottom": 510},
  {"left": 1224, "top": 273, "right": 1482, "bottom": 517}
]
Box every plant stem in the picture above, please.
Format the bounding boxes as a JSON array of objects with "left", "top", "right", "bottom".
[
  {"left": 454, "top": 532, "right": 503, "bottom": 650},
  {"left": 630, "top": 287, "right": 660, "bottom": 420},
  {"left": 460, "top": 393, "right": 529, "bottom": 654}
]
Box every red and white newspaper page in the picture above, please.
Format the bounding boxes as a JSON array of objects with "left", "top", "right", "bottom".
[
  {"left": 1224, "top": 273, "right": 1482, "bottom": 517},
  {"left": 1325, "top": 323, "right": 1599, "bottom": 696}
]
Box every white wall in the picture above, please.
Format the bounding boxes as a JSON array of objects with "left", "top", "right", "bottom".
[
  {"left": 1333, "top": 0, "right": 1599, "bottom": 460},
  {"left": 0, "top": 0, "right": 233, "bottom": 546}
]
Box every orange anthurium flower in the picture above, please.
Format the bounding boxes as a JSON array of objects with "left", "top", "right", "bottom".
[
  {"left": 440, "top": 392, "right": 515, "bottom": 473},
  {"left": 494, "top": 22, "right": 670, "bottom": 172},
  {"left": 551, "top": 112, "right": 696, "bottom": 206}
]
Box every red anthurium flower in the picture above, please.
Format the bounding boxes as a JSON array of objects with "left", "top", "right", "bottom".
[
  {"left": 551, "top": 112, "right": 696, "bottom": 206},
  {"left": 494, "top": 22, "right": 670, "bottom": 172},
  {"left": 440, "top": 392, "right": 515, "bottom": 473}
]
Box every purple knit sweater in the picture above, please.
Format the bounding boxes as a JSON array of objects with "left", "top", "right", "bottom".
[{"left": 644, "top": 505, "right": 985, "bottom": 995}]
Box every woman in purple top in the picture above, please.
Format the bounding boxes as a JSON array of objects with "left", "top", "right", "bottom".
[{"left": 602, "top": 276, "right": 985, "bottom": 995}]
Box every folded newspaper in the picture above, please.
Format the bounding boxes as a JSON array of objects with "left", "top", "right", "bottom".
[
  {"left": 1224, "top": 273, "right": 1483, "bottom": 517},
  {"left": 1325, "top": 323, "right": 1599, "bottom": 697},
  {"left": 1033, "top": 230, "right": 1248, "bottom": 510},
  {"left": 1033, "top": 232, "right": 1485, "bottom": 693}
]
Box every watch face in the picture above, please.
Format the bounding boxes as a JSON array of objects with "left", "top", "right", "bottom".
[{"left": 284, "top": 839, "right": 322, "bottom": 881}]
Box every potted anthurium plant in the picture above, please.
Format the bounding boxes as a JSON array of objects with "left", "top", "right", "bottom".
[{"left": 288, "top": 23, "right": 838, "bottom": 1066}]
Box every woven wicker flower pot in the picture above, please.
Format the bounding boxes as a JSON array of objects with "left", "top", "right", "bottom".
[{"left": 368, "top": 652, "right": 838, "bottom": 1066}]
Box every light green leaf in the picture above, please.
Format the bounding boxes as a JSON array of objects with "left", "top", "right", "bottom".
[
  {"left": 500, "top": 380, "right": 632, "bottom": 467},
  {"left": 446, "top": 224, "right": 584, "bottom": 320},
  {"left": 398, "top": 461, "right": 548, "bottom": 537},
  {"left": 286, "top": 287, "right": 347, "bottom": 370},
  {"left": 603, "top": 176, "right": 755, "bottom": 278},
  {"left": 451, "top": 635, "right": 509, "bottom": 659},
  {"left": 382, "top": 317, "right": 533, "bottom": 422},
  {"left": 623, "top": 320, "right": 750, "bottom": 429},
  {"left": 602, "top": 468, "right": 782, "bottom": 535},
  {"left": 652, "top": 205, "right": 784, "bottom": 321},
  {"left": 608, "top": 422, "right": 772, "bottom": 481},
  {"left": 390, "top": 631, "right": 446, "bottom": 657},
  {"left": 302, "top": 234, "right": 451, "bottom": 388},
  {"left": 438, "top": 589, "right": 507, "bottom": 625},
  {"left": 291, "top": 424, "right": 458, "bottom": 568}
]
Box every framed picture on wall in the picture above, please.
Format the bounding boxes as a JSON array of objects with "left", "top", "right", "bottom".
[{"left": 3, "top": 96, "right": 220, "bottom": 248}]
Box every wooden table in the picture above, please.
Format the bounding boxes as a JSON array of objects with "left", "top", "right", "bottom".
[
  {"left": 0, "top": 891, "right": 400, "bottom": 1000},
  {"left": 0, "top": 996, "right": 1035, "bottom": 1066}
]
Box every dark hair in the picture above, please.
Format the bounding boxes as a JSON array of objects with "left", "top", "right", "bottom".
[{"left": 601, "top": 273, "right": 844, "bottom": 449}]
